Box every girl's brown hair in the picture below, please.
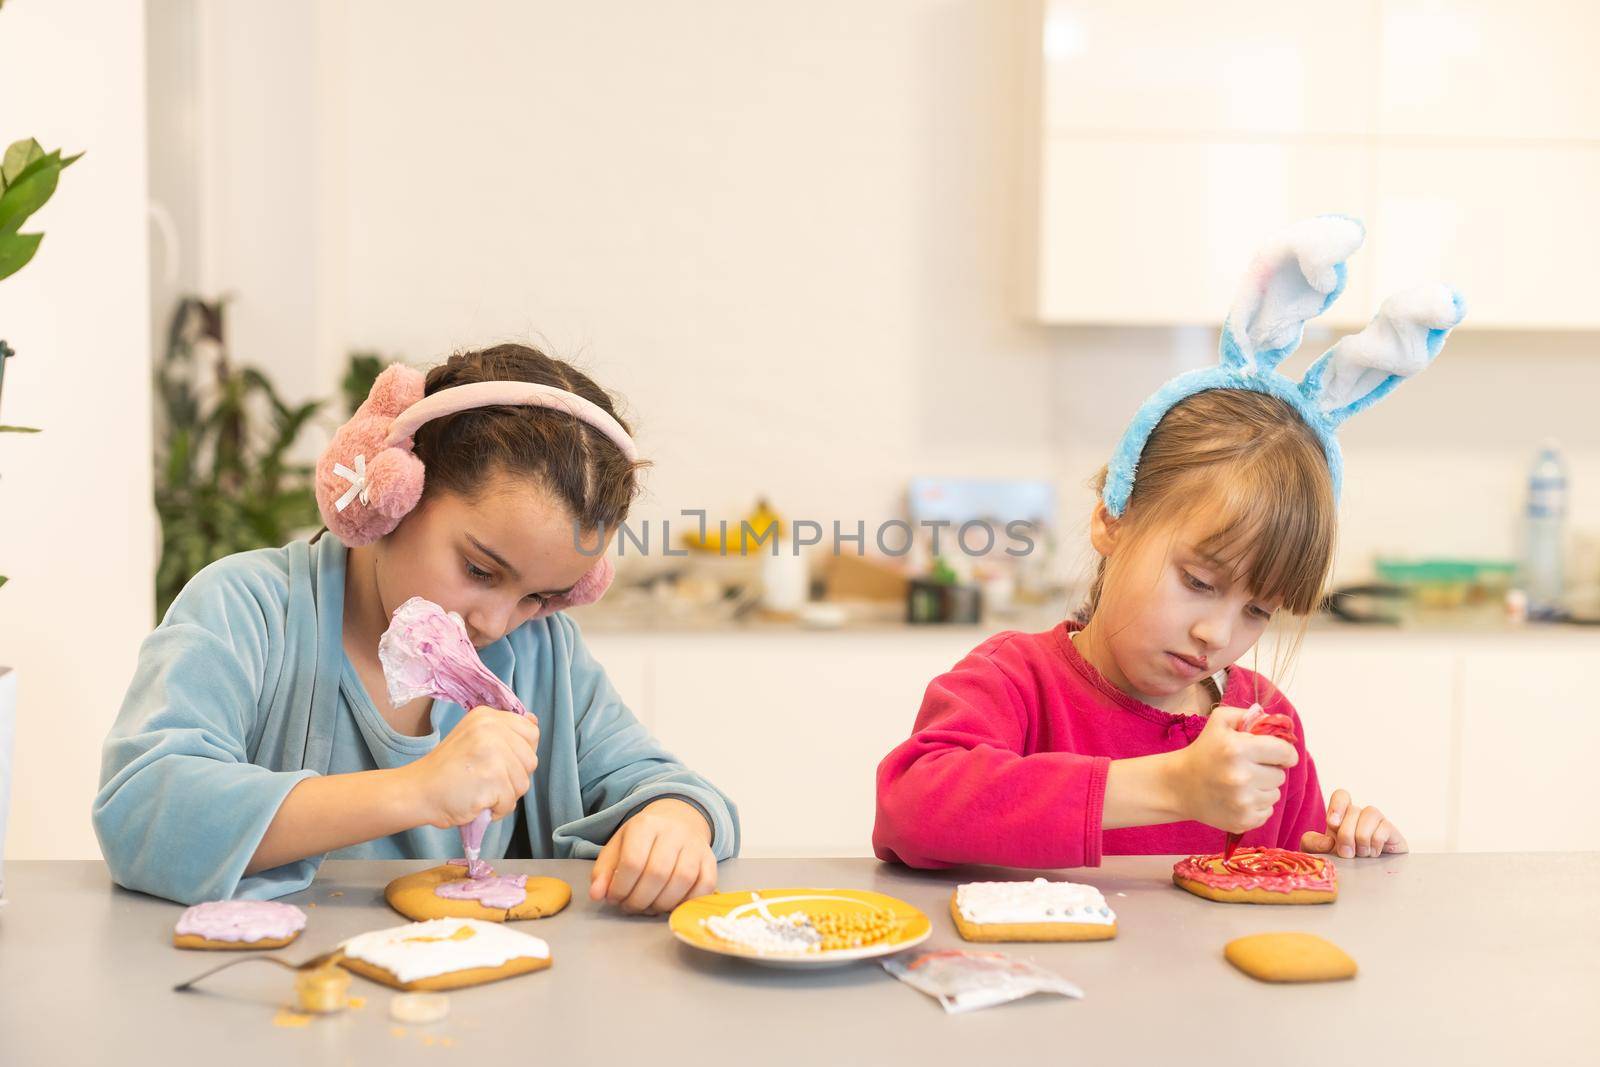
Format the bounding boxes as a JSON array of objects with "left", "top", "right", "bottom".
[
  {"left": 411, "top": 343, "right": 646, "bottom": 530},
  {"left": 1083, "top": 388, "right": 1336, "bottom": 621}
]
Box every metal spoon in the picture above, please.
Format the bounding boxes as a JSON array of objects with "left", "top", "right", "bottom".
[{"left": 172, "top": 945, "right": 345, "bottom": 993}]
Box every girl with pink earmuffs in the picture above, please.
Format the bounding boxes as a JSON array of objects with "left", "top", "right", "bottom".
[{"left": 94, "top": 343, "right": 738, "bottom": 909}]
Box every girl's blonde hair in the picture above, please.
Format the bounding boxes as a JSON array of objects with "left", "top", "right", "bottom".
[{"left": 1083, "top": 388, "right": 1337, "bottom": 622}]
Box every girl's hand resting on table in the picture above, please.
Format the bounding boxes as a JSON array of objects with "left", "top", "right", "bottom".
[
  {"left": 1301, "top": 789, "right": 1408, "bottom": 858},
  {"left": 397, "top": 705, "right": 541, "bottom": 829},
  {"left": 1172, "top": 706, "right": 1299, "bottom": 833},
  {"left": 589, "top": 798, "right": 718, "bottom": 916}
]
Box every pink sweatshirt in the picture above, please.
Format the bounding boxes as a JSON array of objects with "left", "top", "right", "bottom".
[{"left": 873, "top": 621, "right": 1327, "bottom": 869}]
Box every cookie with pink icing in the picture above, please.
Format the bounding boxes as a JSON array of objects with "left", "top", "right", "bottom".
[
  {"left": 173, "top": 900, "right": 308, "bottom": 950},
  {"left": 385, "top": 863, "right": 571, "bottom": 923}
]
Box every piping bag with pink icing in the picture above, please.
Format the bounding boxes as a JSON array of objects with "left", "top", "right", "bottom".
[
  {"left": 1222, "top": 703, "right": 1299, "bottom": 860},
  {"left": 380, "top": 596, "right": 530, "bottom": 878}
]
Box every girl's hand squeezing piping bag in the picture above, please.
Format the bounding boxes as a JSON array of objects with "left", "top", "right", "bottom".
[
  {"left": 1221, "top": 704, "right": 1299, "bottom": 859},
  {"left": 379, "top": 596, "right": 531, "bottom": 877}
]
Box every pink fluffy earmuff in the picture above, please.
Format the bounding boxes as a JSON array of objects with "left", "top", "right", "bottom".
[{"left": 314, "top": 364, "right": 639, "bottom": 618}]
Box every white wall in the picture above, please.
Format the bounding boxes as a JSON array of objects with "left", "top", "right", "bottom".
[
  {"left": 330, "top": 0, "right": 1072, "bottom": 535},
  {"left": 0, "top": 0, "right": 155, "bottom": 860},
  {"left": 146, "top": 0, "right": 201, "bottom": 359},
  {"left": 174, "top": 0, "right": 1597, "bottom": 590}
]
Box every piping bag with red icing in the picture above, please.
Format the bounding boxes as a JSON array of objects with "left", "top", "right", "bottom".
[
  {"left": 1221, "top": 703, "right": 1299, "bottom": 860},
  {"left": 379, "top": 596, "right": 530, "bottom": 878}
]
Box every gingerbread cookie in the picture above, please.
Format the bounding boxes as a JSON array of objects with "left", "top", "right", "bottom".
[
  {"left": 949, "top": 878, "right": 1117, "bottom": 942},
  {"left": 172, "top": 900, "right": 307, "bottom": 950},
  {"left": 1225, "top": 932, "right": 1357, "bottom": 982},
  {"left": 338, "top": 918, "right": 551, "bottom": 991},
  {"left": 1173, "top": 847, "right": 1337, "bottom": 905},
  {"left": 384, "top": 862, "right": 570, "bottom": 923}
]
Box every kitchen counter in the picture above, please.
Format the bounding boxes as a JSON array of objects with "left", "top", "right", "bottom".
[
  {"left": 566, "top": 600, "right": 1600, "bottom": 640},
  {"left": 1, "top": 855, "right": 1593, "bottom": 1065}
]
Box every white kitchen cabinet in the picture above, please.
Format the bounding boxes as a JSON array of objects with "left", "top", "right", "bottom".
[
  {"left": 1040, "top": 0, "right": 1377, "bottom": 137},
  {"left": 1378, "top": 1, "right": 1600, "bottom": 141},
  {"left": 1456, "top": 642, "right": 1600, "bottom": 852},
  {"left": 1037, "top": 137, "right": 1373, "bottom": 326},
  {"left": 1271, "top": 638, "right": 1457, "bottom": 852},
  {"left": 641, "top": 634, "right": 977, "bottom": 858},
  {"left": 1033, "top": 1, "right": 1600, "bottom": 328},
  {"left": 1371, "top": 145, "right": 1600, "bottom": 329},
  {"left": 583, "top": 625, "right": 1598, "bottom": 857}
]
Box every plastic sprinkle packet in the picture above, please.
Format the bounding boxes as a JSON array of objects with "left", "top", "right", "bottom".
[{"left": 882, "top": 949, "right": 1084, "bottom": 1014}]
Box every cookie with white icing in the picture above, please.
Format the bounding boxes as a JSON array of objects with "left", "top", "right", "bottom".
[
  {"left": 385, "top": 863, "right": 570, "bottom": 923},
  {"left": 337, "top": 917, "right": 552, "bottom": 991},
  {"left": 173, "top": 900, "right": 308, "bottom": 950},
  {"left": 949, "top": 878, "right": 1118, "bottom": 942}
]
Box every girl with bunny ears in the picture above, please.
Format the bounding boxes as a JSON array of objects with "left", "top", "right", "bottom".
[
  {"left": 875, "top": 217, "right": 1464, "bottom": 870},
  {"left": 95, "top": 344, "right": 738, "bottom": 909}
]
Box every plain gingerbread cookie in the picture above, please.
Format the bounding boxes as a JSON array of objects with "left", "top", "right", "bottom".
[
  {"left": 385, "top": 863, "right": 571, "bottom": 923},
  {"left": 1225, "top": 932, "right": 1357, "bottom": 982}
]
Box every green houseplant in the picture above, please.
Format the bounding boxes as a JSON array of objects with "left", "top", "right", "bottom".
[
  {"left": 1, "top": 134, "right": 78, "bottom": 903},
  {"left": 1, "top": 138, "right": 80, "bottom": 586},
  {"left": 153, "top": 298, "right": 326, "bottom": 618}
]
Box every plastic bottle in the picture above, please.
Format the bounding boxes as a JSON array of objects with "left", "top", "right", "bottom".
[{"left": 1523, "top": 439, "right": 1568, "bottom": 617}]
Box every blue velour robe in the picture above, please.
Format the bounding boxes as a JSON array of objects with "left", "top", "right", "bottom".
[{"left": 93, "top": 534, "right": 739, "bottom": 903}]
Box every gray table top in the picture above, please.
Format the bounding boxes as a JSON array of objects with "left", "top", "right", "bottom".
[{"left": 2, "top": 854, "right": 1595, "bottom": 1066}]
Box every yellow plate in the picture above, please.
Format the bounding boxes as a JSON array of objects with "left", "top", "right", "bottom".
[{"left": 669, "top": 887, "right": 931, "bottom": 968}]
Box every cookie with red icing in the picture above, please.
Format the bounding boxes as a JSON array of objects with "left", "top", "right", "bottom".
[{"left": 1173, "top": 847, "right": 1337, "bottom": 905}]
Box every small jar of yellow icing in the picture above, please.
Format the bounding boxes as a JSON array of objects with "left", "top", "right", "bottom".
[{"left": 294, "top": 964, "right": 352, "bottom": 1014}]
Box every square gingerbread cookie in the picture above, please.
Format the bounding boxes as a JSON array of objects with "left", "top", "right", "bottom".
[
  {"left": 950, "top": 878, "right": 1117, "bottom": 942},
  {"left": 1225, "top": 932, "right": 1357, "bottom": 982}
]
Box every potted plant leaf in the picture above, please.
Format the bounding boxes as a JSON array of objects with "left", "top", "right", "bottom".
[
  {"left": 1, "top": 136, "right": 80, "bottom": 903},
  {"left": 153, "top": 298, "right": 326, "bottom": 619}
]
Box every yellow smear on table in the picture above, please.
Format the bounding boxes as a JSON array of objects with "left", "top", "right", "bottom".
[
  {"left": 348, "top": 996, "right": 366, "bottom": 1010},
  {"left": 404, "top": 926, "right": 476, "bottom": 944},
  {"left": 273, "top": 1009, "right": 313, "bottom": 1029}
]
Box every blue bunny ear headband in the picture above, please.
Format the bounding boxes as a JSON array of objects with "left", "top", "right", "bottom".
[{"left": 1102, "top": 215, "right": 1468, "bottom": 518}]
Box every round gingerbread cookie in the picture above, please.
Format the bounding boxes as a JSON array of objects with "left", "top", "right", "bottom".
[
  {"left": 172, "top": 900, "right": 308, "bottom": 950},
  {"left": 1172, "top": 847, "right": 1337, "bottom": 905},
  {"left": 338, "top": 917, "right": 552, "bottom": 991},
  {"left": 385, "top": 862, "right": 571, "bottom": 923}
]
